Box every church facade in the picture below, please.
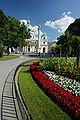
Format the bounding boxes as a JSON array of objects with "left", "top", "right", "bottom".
[
  {"left": 22, "top": 19, "right": 48, "bottom": 54},
  {"left": 23, "top": 35, "right": 48, "bottom": 53}
]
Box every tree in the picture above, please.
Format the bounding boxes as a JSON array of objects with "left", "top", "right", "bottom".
[
  {"left": 57, "top": 32, "right": 72, "bottom": 59},
  {"left": 0, "top": 9, "right": 31, "bottom": 56},
  {"left": 55, "top": 44, "right": 62, "bottom": 58},
  {"left": 2, "top": 16, "right": 31, "bottom": 54},
  {"left": 66, "top": 18, "right": 80, "bottom": 67},
  {"left": 18, "top": 22, "right": 31, "bottom": 47},
  {"left": 67, "top": 19, "right": 80, "bottom": 36},
  {"left": 71, "top": 36, "right": 80, "bottom": 67},
  {"left": 0, "top": 9, "right": 7, "bottom": 56}
]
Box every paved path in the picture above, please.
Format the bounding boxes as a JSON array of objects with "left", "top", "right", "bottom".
[{"left": 0, "top": 55, "right": 37, "bottom": 120}]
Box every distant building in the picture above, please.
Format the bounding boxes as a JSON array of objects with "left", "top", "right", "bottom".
[{"left": 48, "top": 41, "right": 57, "bottom": 52}]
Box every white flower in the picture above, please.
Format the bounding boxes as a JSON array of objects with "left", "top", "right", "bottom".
[{"left": 44, "top": 70, "right": 80, "bottom": 96}]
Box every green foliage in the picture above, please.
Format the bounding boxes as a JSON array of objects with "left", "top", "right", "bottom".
[
  {"left": 66, "top": 19, "right": 80, "bottom": 67},
  {"left": 57, "top": 18, "right": 80, "bottom": 67},
  {"left": 0, "top": 9, "right": 31, "bottom": 54},
  {"left": 57, "top": 32, "right": 72, "bottom": 58},
  {"left": 3, "top": 17, "right": 31, "bottom": 48},
  {"left": 67, "top": 18, "right": 80, "bottom": 36},
  {"left": 0, "top": 9, "right": 7, "bottom": 57},
  {"left": 39, "top": 58, "right": 80, "bottom": 79}
]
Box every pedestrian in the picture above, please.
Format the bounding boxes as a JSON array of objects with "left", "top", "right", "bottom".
[{"left": 39, "top": 52, "right": 40, "bottom": 57}]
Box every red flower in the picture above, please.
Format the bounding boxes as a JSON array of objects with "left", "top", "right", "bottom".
[{"left": 64, "top": 64, "right": 68, "bottom": 68}]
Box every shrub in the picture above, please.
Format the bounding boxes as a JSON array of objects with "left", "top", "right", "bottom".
[{"left": 39, "top": 58, "right": 80, "bottom": 81}]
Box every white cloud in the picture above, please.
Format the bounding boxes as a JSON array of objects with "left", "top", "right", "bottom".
[
  {"left": 45, "top": 11, "right": 75, "bottom": 33},
  {"left": 20, "top": 19, "right": 44, "bottom": 39},
  {"left": 67, "top": 11, "right": 71, "bottom": 15},
  {"left": 63, "top": 12, "right": 66, "bottom": 16}
]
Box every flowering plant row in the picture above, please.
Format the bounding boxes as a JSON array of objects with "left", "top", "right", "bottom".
[
  {"left": 39, "top": 58, "right": 80, "bottom": 81},
  {"left": 44, "top": 70, "right": 80, "bottom": 96},
  {"left": 30, "top": 63, "right": 80, "bottom": 120}
]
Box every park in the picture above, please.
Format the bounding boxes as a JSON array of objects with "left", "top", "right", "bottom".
[{"left": 0, "top": 8, "right": 80, "bottom": 120}]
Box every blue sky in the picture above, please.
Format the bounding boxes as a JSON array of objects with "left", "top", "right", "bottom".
[{"left": 0, "top": 0, "right": 80, "bottom": 42}]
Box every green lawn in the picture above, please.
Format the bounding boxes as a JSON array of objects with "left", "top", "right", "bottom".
[
  {"left": 0, "top": 55, "right": 19, "bottom": 60},
  {"left": 18, "top": 63, "right": 72, "bottom": 120}
]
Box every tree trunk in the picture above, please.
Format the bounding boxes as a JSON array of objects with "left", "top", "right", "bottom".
[
  {"left": 65, "top": 50, "right": 68, "bottom": 59},
  {"left": 76, "top": 49, "right": 80, "bottom": 68},
  {"left": 65, "top": 54, "right": 68, "bottom": 59},
  {"left": 59, "top": 48, "right": 61, "bottom": 58},
  {"left": 7, "top": 46, "right": 10, "bottom": 55},
  {"left": 76, "top": 55, "right": 79, "bottom": 68},
  {"left": 0, "top": 41, "right": 3, "bottom": 57}
]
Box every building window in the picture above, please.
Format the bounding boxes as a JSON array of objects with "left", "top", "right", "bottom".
[
  {"left": 44, "top": 36, "right": 45, "bottom": 39},
  {"left": 43, "top": 42, "right": 45, "bottom": 44}
]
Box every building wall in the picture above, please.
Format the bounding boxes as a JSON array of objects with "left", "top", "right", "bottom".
[{"left": 22, "top": 36, "right": 48, "bottom": 53}]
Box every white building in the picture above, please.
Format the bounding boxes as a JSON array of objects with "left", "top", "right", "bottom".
[{"left": 22, "top": 19, "right": 48, "bottom": 53}]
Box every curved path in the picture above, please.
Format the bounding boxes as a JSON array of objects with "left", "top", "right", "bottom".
[{"left": 0, "top": 54, "right": 37, "bottom": 120}]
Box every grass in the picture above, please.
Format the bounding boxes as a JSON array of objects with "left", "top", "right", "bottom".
[
  {"left": 0, "top": 55, "right": 19, "bottom": 60},
  {"left": 18, "top": 63, "right": 72, "bottom": 120}
]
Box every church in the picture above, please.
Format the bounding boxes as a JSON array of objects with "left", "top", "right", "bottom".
[{"left": 22, "top": 19, "right": 48, "bottom": 54}]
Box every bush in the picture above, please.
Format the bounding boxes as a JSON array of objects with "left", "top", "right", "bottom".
[{"left": 39, "top": 58, "right": 80, "bottom": 81}]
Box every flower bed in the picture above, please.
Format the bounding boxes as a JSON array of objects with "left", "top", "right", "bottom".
[
  {"left": 39, "top": 58, "right": 80, "bottom": 82},
  {"left": 44, "top": 70, "right": 80, "bottom": 96},
  {"left": 30, "top": 62, "right": 80, "bottom": 120}
]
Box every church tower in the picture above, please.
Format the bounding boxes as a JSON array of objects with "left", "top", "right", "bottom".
[
  {"left": 38, "top": 25, "right": 41, "bottom": 53},
  {"left": 27, "top": 18, "right": 30, "bottom": 27}
]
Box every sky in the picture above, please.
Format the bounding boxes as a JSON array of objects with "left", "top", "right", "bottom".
[{"left": 0, "top": 0, "right": 80, "bottom": 42}]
